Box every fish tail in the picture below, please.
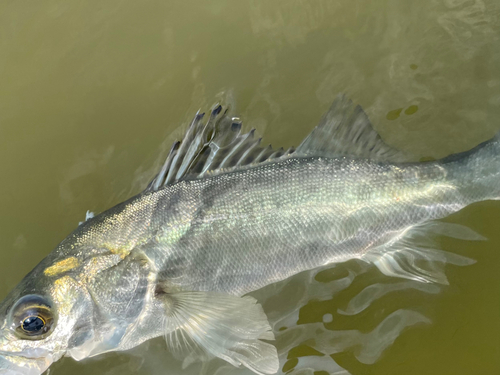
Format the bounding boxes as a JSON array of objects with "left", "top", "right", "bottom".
[
  {"left": 361, "top": 133, "right": 500, "bottom": 285},
  {"left": 441, "top": 130, "right": 500, "bottom": 202}
]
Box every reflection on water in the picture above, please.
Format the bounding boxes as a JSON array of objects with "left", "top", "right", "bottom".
[
  {"left": 337, "top": 281, "right": 440, "bottom": 316},
  {"left": 57, "top": 261, "right": 442, "bottom": 375},
  {"left": 0, "top": 0, "right": 499, "bottom": 374},
  {"left": 248, "top": 263, "right": 434, "bottom": 374}
]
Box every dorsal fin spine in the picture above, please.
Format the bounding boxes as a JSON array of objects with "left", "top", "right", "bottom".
[
  {"left": 255, "top": 145, "right": 273, "bottom": 163},
  {"left": 153, "top": 141, "right": 180, "bottom": 190},
  {"left": 235, "top": 138, "right": 262, "bottom": 167},
  {"left": 219, "top": 130, "right": 255, "bottom": 169},
  {"left": 165, "top": 112, "right": 203, "bottom": 185}
]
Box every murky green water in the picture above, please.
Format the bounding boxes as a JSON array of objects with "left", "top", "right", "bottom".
[{"left": 0, "top": 1, "right": 499, "bottom": 374}]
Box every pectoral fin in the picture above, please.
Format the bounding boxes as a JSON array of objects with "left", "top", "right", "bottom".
[{"left": 158, "top": 290, "right": 278, "bottom": 375}]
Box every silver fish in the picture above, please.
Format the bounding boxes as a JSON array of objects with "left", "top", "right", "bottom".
[{"left": 0, "top": 95, "right": 497, "bottom": 375}]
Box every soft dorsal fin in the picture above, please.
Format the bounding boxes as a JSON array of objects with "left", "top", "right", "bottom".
[
  {"left": 296, "top": 95, "right": 410, "bottom": 162},
  {"left": 146, "top": 95, "right": 410, "bottom": 192}
]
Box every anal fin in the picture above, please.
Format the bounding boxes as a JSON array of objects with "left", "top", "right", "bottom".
[
  {"left": 362, "top": 221, "right": 484, "bottom": 284},
  {"left": 159, "top": 290, "right": 278, "bottom": 375}
]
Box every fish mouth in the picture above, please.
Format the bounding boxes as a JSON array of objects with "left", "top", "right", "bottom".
[{"left": 0, "top": 351, "right": 53, "bottom": 375}]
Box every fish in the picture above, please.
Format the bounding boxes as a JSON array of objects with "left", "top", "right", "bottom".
[{"left": 0, "top": 95, "right": 497, "bottom": 375}]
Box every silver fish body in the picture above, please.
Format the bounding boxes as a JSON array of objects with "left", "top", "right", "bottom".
[
  {"left": 78, "top": 151, "right": 495, "bottom": 296},
  {"left": 0, "top": 96, "right": 498, "bottom": 374}
]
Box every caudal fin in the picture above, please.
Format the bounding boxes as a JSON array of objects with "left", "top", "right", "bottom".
[{"left": 440, "top": 130, "right": 500, "bottom": 202}]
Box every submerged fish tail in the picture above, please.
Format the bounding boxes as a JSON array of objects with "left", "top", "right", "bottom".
[
  {"left": 443, "top": 131, "right": 500, "bottom": 202},
  {"left": 362, "top": 132, "right": 500, "bottom": 285}
]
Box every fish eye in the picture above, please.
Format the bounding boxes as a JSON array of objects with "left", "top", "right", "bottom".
[
  {"left": 9, "top": 294, "right": 55, "bottom": 340},
  {"left": 21, "top": 315, "right": 46, "bottom": 333}
]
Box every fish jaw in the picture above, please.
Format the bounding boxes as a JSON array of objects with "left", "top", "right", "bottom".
[{"left": 0, "top": 350, "right": 55, "bottom": 375}]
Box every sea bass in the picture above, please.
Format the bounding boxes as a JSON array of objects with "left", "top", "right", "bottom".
[{"left": 0, "top": 96, "right": 497, "bottom": 375}]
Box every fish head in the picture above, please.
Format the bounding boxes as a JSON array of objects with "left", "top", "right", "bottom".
[{"left": 0, "top": 262, "right": 95, "bottom": 375}]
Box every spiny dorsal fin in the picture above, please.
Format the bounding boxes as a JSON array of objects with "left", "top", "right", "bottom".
[
  {"left": 146, "top": 95, "right": 410, "bottom": 192},
  {"left": 145, "top": 105, "right": 294, "bottom": 192},
  {"left": 296, "top": 94, "right": 410, "bottom": 162}
]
